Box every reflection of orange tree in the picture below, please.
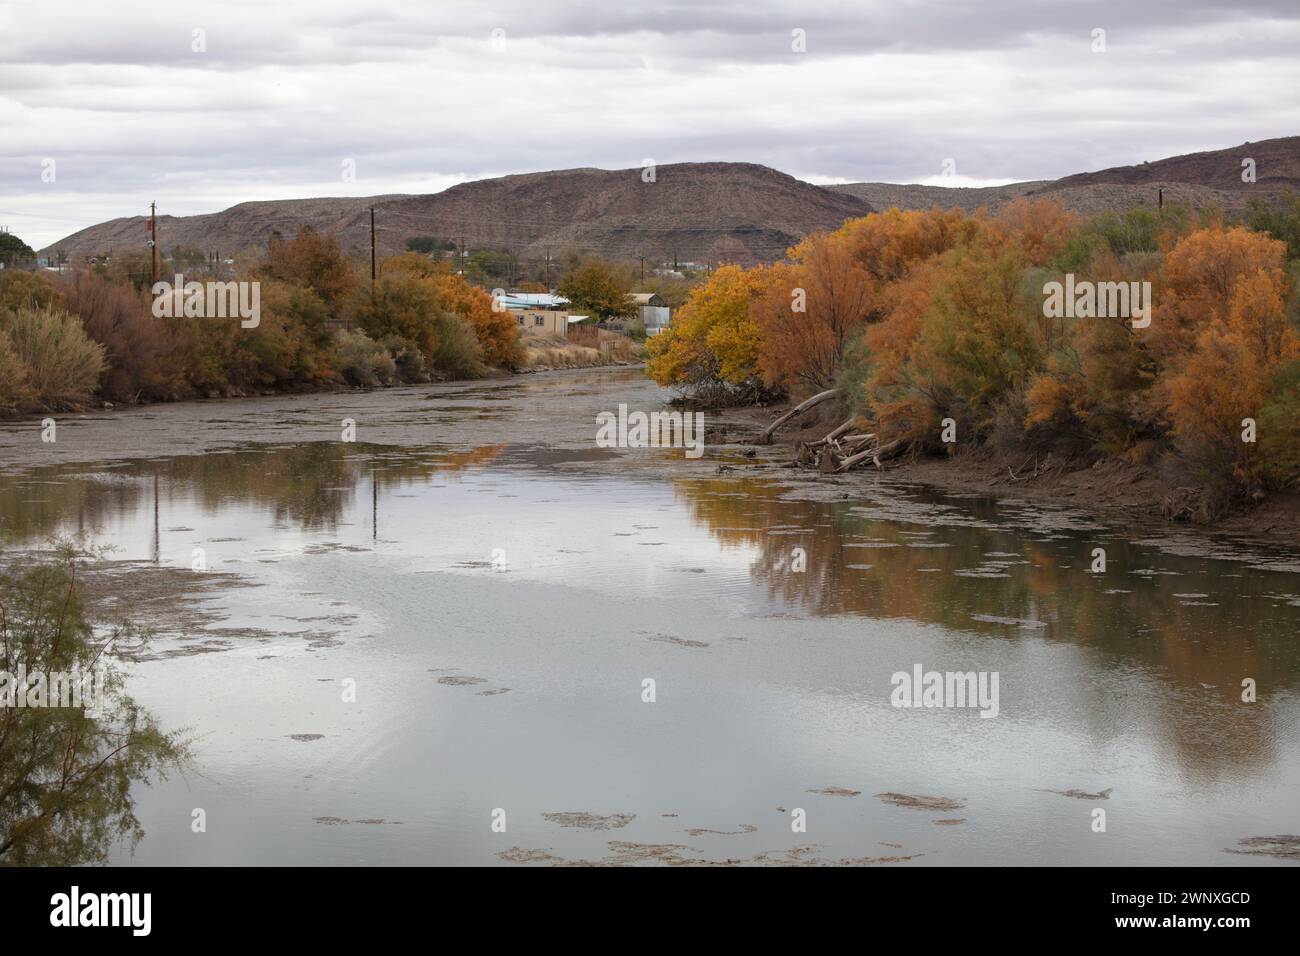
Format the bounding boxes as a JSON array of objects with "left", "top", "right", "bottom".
[
  {"left": 673, "top": 476, "right": 1065, "bottom": 630},
  {"left": 673, "top": 476, "right": 1299, "bottom": 780},
  {"left": 0, "top": 443, "right": 508, "bottom": 541},
  {"left": 430, "top": 443, "right": 506, "bottom": 474}
]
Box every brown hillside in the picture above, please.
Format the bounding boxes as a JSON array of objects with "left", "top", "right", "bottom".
[
  {"left": 42, "top": 163, "right": 872, "bottom": 266},
  {"left": 830, "top": 135, "right": 1299, "bottom": 216},
  {"left": 1047, "top": 136, "right": 1300, "bottom": 193},
  {"left": 41, "top": 137, "right": 1300, "bottom": 262}
]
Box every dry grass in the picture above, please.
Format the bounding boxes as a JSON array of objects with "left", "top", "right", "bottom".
[
  {"left": 522, "top": 327, "right": 642, "bottom": 370},
  {"left": 567, "top": 325, "right": 641, "bottom": 361}
]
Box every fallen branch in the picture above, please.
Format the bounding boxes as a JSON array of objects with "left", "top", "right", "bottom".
[
  {"left": 820, "top": 417, "right": 858, "bottom": 444},
  {"left": 755, "top": 388, "right": 842, "bottom": 445},
  {"left": 1006, "top": 454, "right": 1038, "bottom": 481},
  {"left": 837, "top": 438, "right": 902, "bottom": 472}
]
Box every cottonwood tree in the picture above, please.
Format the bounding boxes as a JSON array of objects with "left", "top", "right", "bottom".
[{"left": 557, "top": 258, "right": 637, "bottom": 321}]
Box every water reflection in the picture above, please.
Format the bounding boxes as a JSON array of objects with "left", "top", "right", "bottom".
[
  {"left": 0, "top": 552, "right": 186, "bottom": 866},
  {"left": 0, "top": 442, "right": 505, "bottom": 544},
  {"left": 672, "top": 474, "right": 1300, "bottom": 782},
  {"left": 2, "top": 442, "right": 1299, "bottom": 812}
]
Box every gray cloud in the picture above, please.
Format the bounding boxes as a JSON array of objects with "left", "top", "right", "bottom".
[{"left": 1, "top": 0, "right": 1297, "bottom": 247}]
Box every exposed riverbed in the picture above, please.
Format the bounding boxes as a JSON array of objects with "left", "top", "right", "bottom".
[{"left": 1, "top": 368, "right": 1298, "bottom": 865}]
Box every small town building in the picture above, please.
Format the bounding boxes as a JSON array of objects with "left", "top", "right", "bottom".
[
  {"left": 499, "top": 292, "right": 572, "bottom": 337},
  {"left": 629, "top": 292, "right": 672, "bottom": 336}
]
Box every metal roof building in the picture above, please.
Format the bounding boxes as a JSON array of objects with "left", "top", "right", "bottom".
[{"left": 497, "top": 292, "right": 570, "bottom": 311}]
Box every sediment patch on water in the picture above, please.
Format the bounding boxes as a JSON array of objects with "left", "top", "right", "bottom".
[
  {"left": 542, "top": 812, "right": 635, "bottom": 831},
  {"left": 1223, "top": 835, "right": 1300, "bottom": 860},
  {"left": 875, "top": 793, "right": 965, "bottom": 812}
]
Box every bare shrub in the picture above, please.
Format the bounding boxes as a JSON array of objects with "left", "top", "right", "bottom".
[{"left": 63, "top": 271, "right": 179, "bottom": 402}]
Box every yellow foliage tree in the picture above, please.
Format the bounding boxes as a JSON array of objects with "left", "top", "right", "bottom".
[{"left": 646, "top": 265, "right": 766, "bottom": 392}]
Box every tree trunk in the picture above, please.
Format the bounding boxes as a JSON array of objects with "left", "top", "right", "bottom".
[
  {"left": 832, "top": 438, "right": 902, "bottom": 472},
  {"left": 755, "top": 388, "right": 842, "bottom": 445}
]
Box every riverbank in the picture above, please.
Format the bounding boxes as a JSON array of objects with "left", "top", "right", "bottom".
[
  {"left": 5, "top": 364, "right": 1298, "bottom": 541},
  {"left": 718, "top": 401, "right": 1300, "bottom": 541},
  {"left": 0, "top": 353, "right": 642, "bottom": 420}
]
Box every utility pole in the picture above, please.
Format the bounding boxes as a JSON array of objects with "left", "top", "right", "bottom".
[
  {"left": 544, "top": 248, "right": 551, "bottom": 288},
  {"left": 1158, "top": 187, "right": 1164, "bottom": 210},
  {"left": 149, "top": 201, "right": 159, "bottom": 284},
  {"left": 370, "top": 207, "right": 377, "bottom": 291},
  {"left": 458, "top": 236, "right": 466, "bottom": 277},
  {"left": 639, "top": 255, "right": 645, "bottom": 284}
]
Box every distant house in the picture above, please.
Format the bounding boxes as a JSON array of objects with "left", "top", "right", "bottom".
[
  {"left": 498, "top": 292, "right": 569, "bottom": 311},
  {"left": 499, "top": 292, "right": 572, "bottom": 337},
  {"left": 513, "top": 308, "right": 570, "bottom": 336},
  {"left": 629, "top": 292, "right": 672, "bottom": 336}
]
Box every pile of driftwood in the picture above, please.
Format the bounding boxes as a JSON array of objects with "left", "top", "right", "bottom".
[{"left": 754, "top": 387, "right": 903, "bottom": 473}]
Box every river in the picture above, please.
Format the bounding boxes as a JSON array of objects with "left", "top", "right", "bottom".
[{"left": 1, "top": 368, "right": 1297, "bottom": 865}]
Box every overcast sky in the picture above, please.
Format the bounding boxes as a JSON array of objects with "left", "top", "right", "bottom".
[{"left": 2, "top": 0, "right": 1298, "bottom": 248}]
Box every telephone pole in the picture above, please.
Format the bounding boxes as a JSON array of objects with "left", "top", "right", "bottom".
[
  {"left": 149, "top": 201, "right": 159, "bottom": 284},
  {"left": 639, "top": 255, "right": 646, "bottom": 284},
  {"left": 370, "top": 207, "right": 377, "bottom": 290},
  {"left": 458, "top": 236, "right": 466, "bottom": 276}
]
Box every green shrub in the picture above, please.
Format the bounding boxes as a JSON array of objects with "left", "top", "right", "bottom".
[
  {"left": 1259, "top": 359, "right": 1300, "bottom": 489},
  {"left": 0, "top": 330, "right": 28, "bottom": 412},
  {"left": 0, "top": 270, "right": 62, "bottom": 312},
  {"left": 377, "top": 333, "right": 430, "bottom": 383},
  {"left": 333, "top": 330, "right": 397, "bottom": 387},
  {"left": 429, "top": 312, "right": 486, "bottom": 379},
  {"left": 1245, "top": 189, "right": 1300, "bottom": 262},
  {"left": 0, "top": 547, "right": 186, "bottom": 864},
  {"left": 0, "top": 305, "right": 105, "bottom": 407}
]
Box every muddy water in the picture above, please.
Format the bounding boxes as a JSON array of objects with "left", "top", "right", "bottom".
[{"left": 2, "top": 368, "right": 1298, "bottom": 866}]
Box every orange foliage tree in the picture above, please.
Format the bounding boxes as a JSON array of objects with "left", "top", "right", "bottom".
[
  {"left": 753, "top": 233, "right": 875, "bottom": 395},
  {"left": 432, "top": 273, "right": 524, "bottom": 369},
  {"left": 1156, "top": 228, "right": 1297, "bottom": 490},
  {"left": 260, "top": 227, "right": 357, "bottom": 310},
  {"left": 368, "top": 253, "right": 522, "bottom": 371}
]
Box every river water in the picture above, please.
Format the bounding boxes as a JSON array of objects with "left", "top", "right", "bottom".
[{"left": 1, "top": 368, "right": 1297, "bottom": 865}]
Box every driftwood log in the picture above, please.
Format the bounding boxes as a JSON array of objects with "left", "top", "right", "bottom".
[
  {"left": 761, "top": 390, "right": 904, "bottom": 473},
  {"left": 794, "top": 423, "right": 903, "bottom": 473},
  {"left": 832, "top": 438, "right": 902, "bottom": 472},
  {"left": 754, "top": 388, "right": 842, "bottom": 444}
]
